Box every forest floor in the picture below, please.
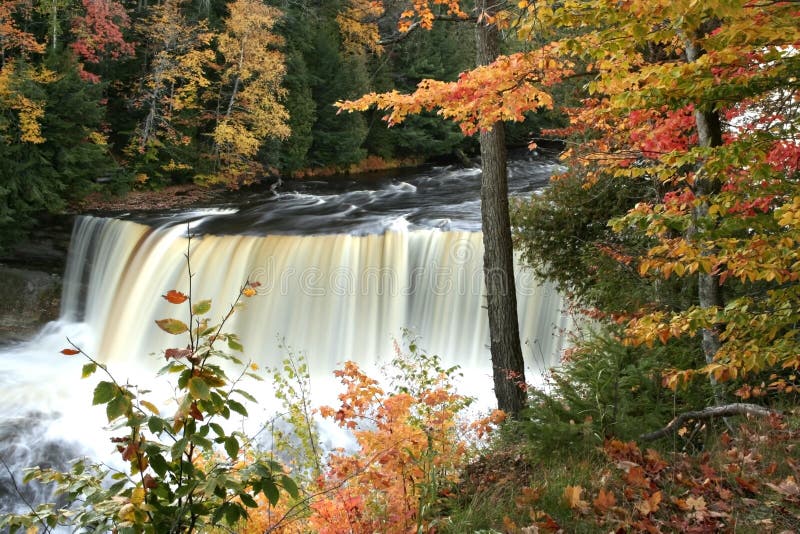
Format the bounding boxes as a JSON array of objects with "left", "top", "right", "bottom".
[{"left": 442, "top": 414, "right": 800, "bottom": 533}]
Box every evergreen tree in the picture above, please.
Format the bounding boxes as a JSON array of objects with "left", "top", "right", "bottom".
[
  {"left": 0, "top": 53, "right": 113, "bottom": 249},
  {"left": 305, "top": 15, "right": 368, "bottom": 168},
  {"left": 262, "top": 1, "right": 317, "bottom": 174}
]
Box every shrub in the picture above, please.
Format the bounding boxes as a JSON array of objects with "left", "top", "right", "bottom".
[{"left": 0, "top": 245, "right": 297, "bottom": 533}]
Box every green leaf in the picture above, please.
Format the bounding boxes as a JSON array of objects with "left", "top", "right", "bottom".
[
  {"left": 212, "top": 502, "right": 226, "bottom": 525},
  {"left": 224, "top": 436, "right": 239, "bottom": 459},
  {"left": 232, "top": 388, "right": 257, "bottom": 403},
  {"left": 81, "top": 363, "right": 97, "bottom": 378},
  {"left": 210, "top": 423, "right": 225, "bottom": 437},
  {"left": 192, "top": 299, "right": 212, "bottom": 316},
  {"left": 239, "top": 492, "right": 259, "bottom": 508},
  {"left": 224, "top": 502, "right": 243, "bottom": 525},
  {"left": 227, "top": 336, "right": 244, "bottom": 352},
  {"left": 178, "top": 369, "right": 191, "bottom": 389},
  {"left": 150, "top": 454, "right": 169, "bottom": 477},
  {"left": 188, "top": 377, "right": 211, "bottom": 400},
  {"left": 171, "top": 437, "right": 189, "bottom": 461},
  {"left": 191, "top": 434, "right": 213, "bottom": 451},
  {"left": 155, "top": 318, "right": 189, "bottom": 335},
  {"left": 281, "top": 474, "right": 299, "bottom": 499},
  {"left": 148, "top": 416, "right": 165, "bottom": 434},
  {"left": 262, "top": 477, "right": 280, "bottom": 505},
  {"left": 228, "top": 399, "right": 248, "bottom": 417},
  {"left": 106, "top": 393, "right": 131, "bottom": 422},
  {"left": 201, "top": 326, "right": 217, "bottom": 337},
  {"left": 92, "top": 381, "right": 116, "bottom": 405},
  {"left": 108, "top": 479, "right": 128, "bottom": 494}
]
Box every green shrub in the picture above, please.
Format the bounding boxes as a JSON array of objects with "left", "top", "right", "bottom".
[{"left": 516, "top": 326, "right": 711, "bottom": 457}]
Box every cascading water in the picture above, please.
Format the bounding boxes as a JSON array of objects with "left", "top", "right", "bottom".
[
  {"left": 0, "top": 157, "right": 572, "bottom": 514},
  {"left": 61, "top": 217, "right": 567, "bottom": 375}
]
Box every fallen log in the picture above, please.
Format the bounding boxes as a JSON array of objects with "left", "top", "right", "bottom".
[{"left": 640, "top": 403, "right": 780, "bottom": 441}]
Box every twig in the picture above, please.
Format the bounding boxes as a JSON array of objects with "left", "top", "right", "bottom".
[
  {"left": 0, "top": 455, "right": 52, "bottom": 533},
  {"left": 640, "top": 403, "right": 780, "bottom": 441}
]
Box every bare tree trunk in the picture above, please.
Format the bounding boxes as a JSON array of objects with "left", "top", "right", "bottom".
[{"left": 476, "top": 0, "right": 527, "bottom": 417}]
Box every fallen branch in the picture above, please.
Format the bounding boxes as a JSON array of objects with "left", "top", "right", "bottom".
[{"left": 640, "top": 403, "right": 780, "bottom": 441}]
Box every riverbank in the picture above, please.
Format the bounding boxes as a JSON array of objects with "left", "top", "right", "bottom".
[{"left": 75, "top": 184, "right": 220, "bottom": 213}]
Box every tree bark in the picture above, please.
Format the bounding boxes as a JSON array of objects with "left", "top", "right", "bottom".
[
  {"left": 684, "top": 34, "right": 726, "bottom": 401},
  {"left": 476, "top": 0, "right": 527, "bottom": 417}
]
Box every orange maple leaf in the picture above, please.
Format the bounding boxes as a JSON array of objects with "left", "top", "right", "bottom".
[
  {"left": 593, "top": 488, "right": 617, "bottom": 513},
  {"left": 163, "top": 290, "right": 188, "bottom": 304},
  {"left": 635, "top": 490, "right": 662, "bottom": 516},
  {"left": 563, "top": 485, "right": 589, "bottom": 512}
]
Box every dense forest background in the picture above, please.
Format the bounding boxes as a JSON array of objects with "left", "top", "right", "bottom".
[{"left": 0, "top": 0, "right": 563, "bottom": 249}]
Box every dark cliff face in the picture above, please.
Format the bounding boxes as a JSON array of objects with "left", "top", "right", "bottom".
[
  {"left": 0, "top": 213, "right": 75, "bottom": 274},
  {"left": 0, "top": 266, "right": 62, "bottom": 343},
  {"left": 0, "top": 213, "right": 72, "bottom": 344}
]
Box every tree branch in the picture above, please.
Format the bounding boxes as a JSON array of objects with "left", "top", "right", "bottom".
[{"left": 640, "top": 403, "right": 780, "bottom": 441}]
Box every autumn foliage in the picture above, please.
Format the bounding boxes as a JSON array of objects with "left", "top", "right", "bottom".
[
  {"left": 497, "top": 417, "right": 800, "bottom": 533},
  {"left": 242, "top": 343, "right": 489, "bottom": 533},
  {"left": 343, "top": 0, "right": 800, "bottom": 390}
]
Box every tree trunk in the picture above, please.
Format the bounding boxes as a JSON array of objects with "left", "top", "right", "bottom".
[
  {"left": 476, "top": 0, "right": 527, "bottom": 417},
  {"left": 685, "top": 34, "right": 725, "bottom": 400}
]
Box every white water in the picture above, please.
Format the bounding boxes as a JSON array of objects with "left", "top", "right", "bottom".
[
  {"left": 60, "top": 217, "right": 569, "bottom": 377},
  {"left": 1, "top": 159, "right": 572, "bottom": 514}
]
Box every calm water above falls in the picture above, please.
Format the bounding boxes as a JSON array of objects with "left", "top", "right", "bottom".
[{"left": 0, "top": 156, "right": 571, "bottom": 513}]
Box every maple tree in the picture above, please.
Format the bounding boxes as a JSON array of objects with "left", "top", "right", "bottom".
[
  {"left": 541, "top": 0, "right": 800, "bottom": 388},
  {"left": 242, "top": 340, "right": 485, "bottom": 533},
  {"left": 338, "top": 0, "right": 560, "bottom": 417},
  {"left": 69, "top": 0, "right": 134, "bottom": 82}
]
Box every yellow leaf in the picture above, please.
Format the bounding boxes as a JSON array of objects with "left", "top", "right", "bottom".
[
  {"left": 140, "top": 400, "right": 160, "bottom": 415},
  {"left": 685, "top": 495, "right": 707, "bottom": 511},
  {"left": 563, "top": 485, "right": 589, "bottom": 512},
  {"left": 131, "top": 486, "right": 146, "bottom": 505},
  {"left": 635, "top": 490, "right": 661, "bottom": 516}
]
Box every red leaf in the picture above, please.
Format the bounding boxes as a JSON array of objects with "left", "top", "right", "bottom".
[
  {"left": 165, "top": 348, "right": 193, "bottom": 360},
  {"left": 735, "top": 476, "right": 759, "bottom": 494},
  {"left": 61, "top": 348, "right": 80, "bottom": 355},
  {"left": 122, "top": 442, "right": 138, "bottom": 461},
  {"left": 189, "top": 401, "right": 204, "bottom": 421},
  {"left": 162, "top": 290, "right": 188, "bottom": 304}
]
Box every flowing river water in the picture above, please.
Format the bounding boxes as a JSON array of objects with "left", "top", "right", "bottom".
[{"left": 0, "top": 155, "right": 572, "bottom": 512}]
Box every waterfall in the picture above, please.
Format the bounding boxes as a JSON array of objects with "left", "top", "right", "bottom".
[
  {"left": 61, "top": 216, "right": 569, "bottom": 377},
  {"left": 1, "top": 161, "right": 571, "bottom": 515}
]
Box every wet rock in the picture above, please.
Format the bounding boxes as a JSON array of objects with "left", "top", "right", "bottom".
[{"left": 0, "top": 266, "right": 61, "bottom": 343}]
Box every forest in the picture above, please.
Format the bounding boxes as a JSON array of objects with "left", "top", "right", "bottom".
[
  {"left": 1, "top": 0, "right": 521, "bottom": 248},
  {"left": 2, "top": 0, "right": 800, "bottom": 532}
]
